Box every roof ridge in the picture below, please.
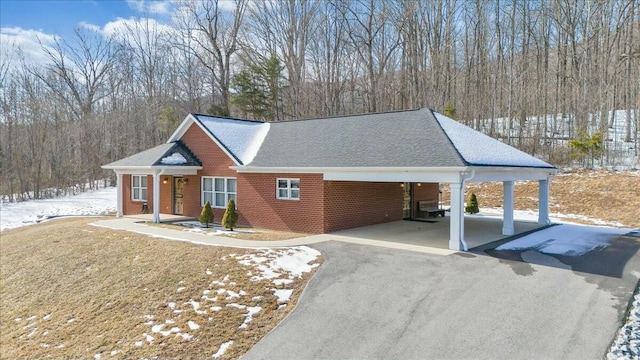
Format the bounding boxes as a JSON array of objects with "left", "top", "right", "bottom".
[
  {"left": 272, "top": 108, "right": 425, "bottom": 123},
  {"left": 427, "top": 109, "right": 470, "bottom": 166},
  {"left": 190, "top": 113, "right": 266, "bottom": 124}
]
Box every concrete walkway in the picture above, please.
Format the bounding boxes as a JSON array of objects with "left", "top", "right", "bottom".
[
  {"left": 91, "top": 215, "right": 544, "bottom": 256},
  {"left": 91, "top": 217, "right": 459, "bottom": 255}
]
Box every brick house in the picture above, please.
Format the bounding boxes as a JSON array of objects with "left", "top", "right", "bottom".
[{"left": 103, "top": 108, "right": 556, "bottom": 251}]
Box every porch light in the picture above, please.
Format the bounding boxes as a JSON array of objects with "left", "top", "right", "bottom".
[
  {"left": 400, "top": 183, "right": 404, "bottom": 187},
  {"left": 163, "top": 177, "right": 168, "bottom": 184},
  {"left": 417, "top": 183, "right": 422, "bottom": 186},
  {"left": 183, "top": 178, "right": 189, "bottom": 185}
]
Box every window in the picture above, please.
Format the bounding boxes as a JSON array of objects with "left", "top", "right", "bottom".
[
  {"left": 277, "top": 178, "right": 300, "bottom": 200},
  {"left": 202, "top": 177, "right": 236, "bottom": 208},
  {"left": 132, "top": 175, "right": 147, "bottom": 201}
]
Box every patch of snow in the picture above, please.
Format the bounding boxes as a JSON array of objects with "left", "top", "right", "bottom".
[
  {"left": 177, "top": 287, "right": 186, "bottom": 292},
  {"left": 188, "top": 321, "right": 200, "bottom": 330},
  {"left": 212, "top": 340, "right": 234, "bottom": 359},
  {"left": 151, "top": 324, "right": 164, "bottom": 333},
  {"left": 225, "top": 290, "right": 240, "bottom": 299},
  {"left": 496, "top": 223, "right": 630, "bottom": 256},
  {"left": 110, "top": 350, "right": 120, "bottom": 356},
  {"left": 608, "top": 291, "right": 640, "bottom": 359},
  {"left": 178, "top": 333, "right": 193, "bottom": 341},
  {"left": 273, "top": 289, "right": 293, "bottom": 304},
  {"left": 165, "top": 319, "right": 175, "bottom": 324},
  {"left": 67, "top": 318, "right": 75, "bottom": 323},
  {"left": 239, "top": 306, "right": 262, "bottom": 329},
  {"left": 40, "top": 343, "right": 50, "bottom": 348},
  {"left": 210, "top": 306, "right": 222, "bottom": 311},
  {"left": 252, "top": 296, "right": 263, "bottom": 301},
  {"left": 94, "top": 353, "right": 101, "bottom": 360},
  {"left": 235, "top": 246, "right": 320, "bottom": 284},
  {"left": 160, "top": 152, "right": 187, "bottom": 165},
  {"left": 0, "top": 187, "right": 116, "bottom": 232},
  {"left": 195, "top": 115, "right": 270, "bottom": 165},
  {"left": 144, "top": 333, "right": 154, "bottom": 343},
  {"left": 206, "top": 269, "right": 213, "bottom": 275},
  {"left": 134, "top": 341, "right": 143, "bottom": 347},
  {"left": 226, "top": 303, "right": 246, "bottom": 310},
  {"left": 43, "top": 314, "right": 51, "bottom": 320},
  {"left": 168, "top": 302, "right": 176, "bottom": 310},
  {"left": 433, "top": 111, "right": 553, "bottom": 168}
]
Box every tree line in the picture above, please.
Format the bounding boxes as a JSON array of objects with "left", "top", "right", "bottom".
[{"left": 1, "top": 0, "right": 638, "bottom": 201}]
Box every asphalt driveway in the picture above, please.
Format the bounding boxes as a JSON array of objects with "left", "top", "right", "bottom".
[{"left": 242, "top": 237, "right": 640, "bottom": 360}]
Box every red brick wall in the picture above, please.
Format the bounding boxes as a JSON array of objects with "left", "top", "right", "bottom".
[
  {"left": 238, "top": 173, "right": 324, "bottom": 233},
  {"left": 180, "top": 122, "right": 239, "bottom": 221},
  {"left": 411, "top": 183, "right": 440, "bottom": 218},
  {"left": 122, "top": 174, "right": 154, "bottom": 215},
  {"left": 323, "top": 181, "right": 404, "bottom": 232}
]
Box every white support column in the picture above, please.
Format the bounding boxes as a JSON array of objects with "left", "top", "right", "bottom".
[
  {"left": 502, "top": 181, "right": 515, "bottom": 235},
  {"left": 152, "top": 171, "right": 160, "bottom": 223},
  {"left": 449, "top": 182, "right": 466, "bottom": 251},
  {"left": 116, "top": 172, "right": 123, "bottom": 217},
  {"left": 538, "top": 177, "right": 550, "bottom": 225}
]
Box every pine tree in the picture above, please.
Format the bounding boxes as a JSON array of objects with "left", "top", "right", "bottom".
[
  {"left": 199, "top": 201, "right": 214, "bottom": 228},
  {"left": 465, "top": 193, "right": 479, "bottom": 214},
  {"left": 444, "top": 101, "right": 457, "bottom": 120},
  {"left": 221, "top": 199, "right": 238, "bottom": 231}
]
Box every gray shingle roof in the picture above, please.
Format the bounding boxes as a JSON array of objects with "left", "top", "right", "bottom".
[
  {"left": 249, "top": 108, "right": 467, "bottom": 167},
  {"left": 104, "top": 141, "right": 201, "bottom": 168},
  {"left": 106, "top": 108, "right": 554, "bottom": 170}
]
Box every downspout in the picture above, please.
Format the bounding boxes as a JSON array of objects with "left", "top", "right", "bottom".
[{"left": 459, "top": 169, "right": 476, "bottom": 251}]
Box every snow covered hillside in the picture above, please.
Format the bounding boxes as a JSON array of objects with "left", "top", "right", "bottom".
[
  {"left": 0, "top": 187, "right": 117, "bottom": 231},
  {"left": 477, "top": 109, "right": 638, "bottom": 168}
]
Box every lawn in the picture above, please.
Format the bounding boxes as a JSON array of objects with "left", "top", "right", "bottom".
[
  {"left": 0, "top": 217, "right": 322, "bottom": 360},
  {"left": 442, "top": 169, "right": 640, "bottom": 228}
]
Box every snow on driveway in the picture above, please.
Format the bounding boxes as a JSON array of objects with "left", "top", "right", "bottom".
[
  {"left": 496, "top": 223, "right": 632, "bottom": 256},
  {"left": 0, "top": 187, "right": 117, "bottom": 232}
]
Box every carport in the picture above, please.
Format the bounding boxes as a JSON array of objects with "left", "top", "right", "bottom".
[
  {"left": 315, "top": 111, "right": 558, "bottom": 251},
  {"left": 324, "top": 166, "right": 555, "bottom": 251}
]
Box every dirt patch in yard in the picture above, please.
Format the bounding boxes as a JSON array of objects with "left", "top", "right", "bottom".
[
  {"left": 441, "top": 170, "right": 640, "bottom": 228},
  {"left": 0, "top": 217, "right": 322, "bottom": 360}
]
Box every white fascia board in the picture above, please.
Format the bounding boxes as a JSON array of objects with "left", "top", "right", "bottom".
[
  {"left": 231, "top": 166, "right": 469, "bottom": 183},
  {"left": 168, "top": 113, "right": 242, "bottom": 166},
  {"left": 103, "top": 166, "right": 202, "bottom": 175},
  {"left": 166, "top": 114, "right": 196, "bottom": 143},
  {"left": 469, "top": 167, "right": 557, "bottom": 182}
]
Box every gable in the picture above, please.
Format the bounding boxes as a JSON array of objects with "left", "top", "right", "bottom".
[
  {"left": 168, "top": 114, "right": 270, "bottom": 166},
  {"left": 179, "top": 121, "right": 238, "bottom": 177}
]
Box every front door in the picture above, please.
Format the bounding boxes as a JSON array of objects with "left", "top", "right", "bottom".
[{"left": 173, "top": 177, "right": 184, "bottom": 215}]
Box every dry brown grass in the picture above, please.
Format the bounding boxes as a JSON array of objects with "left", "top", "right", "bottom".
[
  {"left": 152, "top": 223, "right": 309, "bottom": 241},
  {"left": 0, "top": 218, "right": 321, "bottom": 360},
  {"left": 442, "top": 170, "right": 640, "bottom": 228}
]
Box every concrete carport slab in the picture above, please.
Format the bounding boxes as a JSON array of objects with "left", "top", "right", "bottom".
[{"left": 326, "top": 216, "right": 546, "bottom": 253}]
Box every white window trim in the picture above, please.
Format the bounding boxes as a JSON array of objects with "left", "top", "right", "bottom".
[
  {"left": 276, "top": 178, "right": 300, "bottom": 200},
  {"left": 131, "top": 175, "right": 147, "bottom": 202},
  {"left": 202, "top": 176, "right": 237, "bottom": 208}
]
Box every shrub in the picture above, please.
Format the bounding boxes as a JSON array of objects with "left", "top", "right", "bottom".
[
  {"left": 221, "top": 199, "right": 238, "bottom": 231},
  {"left": 465, "top": 193, "right": 479, "bottom": 214},
  {"left": 199, "top": 201, "right": 214, "bottom": 228}
]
